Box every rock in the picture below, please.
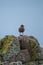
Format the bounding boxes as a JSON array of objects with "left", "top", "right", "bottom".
[
  {"left": 15, "top": 49, "right": 30, "bottom": 64},
  {"left": 3, "top": 38, "right": 20, "bottom": 61}
]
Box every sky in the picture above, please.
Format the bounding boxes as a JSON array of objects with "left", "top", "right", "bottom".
[{"left": 0, "top": 0, "right": 43, "bottom": 47}]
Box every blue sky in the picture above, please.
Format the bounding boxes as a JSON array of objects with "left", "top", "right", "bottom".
[{"left": 0, "top": 0, "right": 43, "bottom": 47}]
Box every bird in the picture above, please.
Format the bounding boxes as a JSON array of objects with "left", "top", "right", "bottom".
[{"left": 18, "top": 24, "right": 25, "bottom": 35}]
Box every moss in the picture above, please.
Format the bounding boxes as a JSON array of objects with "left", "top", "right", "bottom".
[{"left": 0, "top": 35, "right": 16, "bottom": 54}]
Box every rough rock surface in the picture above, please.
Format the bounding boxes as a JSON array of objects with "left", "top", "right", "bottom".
[
  {"left": 3, "top": 39, "right": 20, "bottom": 61},
  {"left": 0, "top": 35, "right": 43, "bottom": 65}
]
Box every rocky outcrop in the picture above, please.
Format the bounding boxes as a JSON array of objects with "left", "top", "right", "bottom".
[{"left": 0, "top": 35, "right": 43, "bottom": 65}]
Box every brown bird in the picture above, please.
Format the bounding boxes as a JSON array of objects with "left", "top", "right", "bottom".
[{"left": 18, "top": 24, "right": 25, "bottom": 35}]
